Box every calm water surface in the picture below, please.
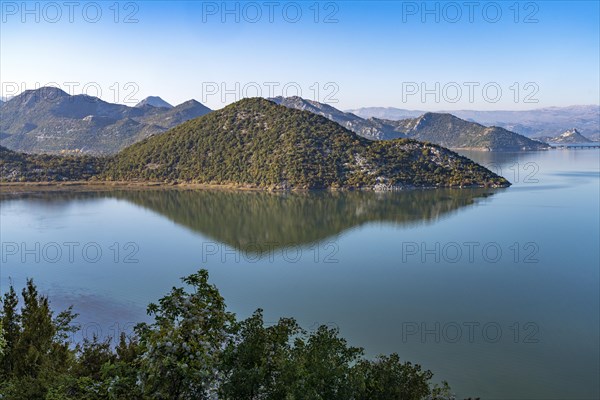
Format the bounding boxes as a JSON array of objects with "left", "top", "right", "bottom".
[{"left": 1, "top": 149, "right": 599, "bottom": 399}]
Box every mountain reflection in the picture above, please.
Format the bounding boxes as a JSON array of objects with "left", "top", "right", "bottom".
[{"left": 1, "top": 188, "right": 500, "bottom": 250}]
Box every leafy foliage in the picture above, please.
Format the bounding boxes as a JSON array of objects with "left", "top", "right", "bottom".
[
  {"left": 0, "top": 280, "right": 77, "bottom": 399},
  {"left": 0, "top": 270, "right": 456, "bottom": 399}
]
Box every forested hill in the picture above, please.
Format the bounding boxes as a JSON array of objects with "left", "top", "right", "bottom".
[{"left": 103, "top": 98, "right": 510, "bottom": 189}]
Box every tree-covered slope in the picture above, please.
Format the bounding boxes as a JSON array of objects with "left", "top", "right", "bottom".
[
  {"left": 104, "top": 98, "right": 509, "bottom": 189},
  {"left": 0, "top": 145, "right": 104, "bottom": 182}
]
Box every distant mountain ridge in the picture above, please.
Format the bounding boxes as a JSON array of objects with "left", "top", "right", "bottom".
[
  {"left": 348, "top": 105, "right": 600, "bottom": 140},
  {"left": 135, "top": 96, "right": 173, "bottom": 109},
  {"left": 536, "top": 128, "right": 592, "bottom": 144},
  {"left": 269, "top": 96, "right": 404, "bottom": 140},
  {"left": 0, "top": 87, "right": 211, "bottom": 154},
  {"left": 381, "top": 113, "right": 549, "bottom": 151},
  {"left": 272, "top": 96, "right": 547, "bottom": 151}
]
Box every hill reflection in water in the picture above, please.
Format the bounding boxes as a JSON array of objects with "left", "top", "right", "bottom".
[{"left": 2, "top": 188, "right": 500, "bottom": 251}]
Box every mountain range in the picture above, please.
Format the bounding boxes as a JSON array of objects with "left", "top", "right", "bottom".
[
  {"left": 347, "top": 105, "right": 600, "bottom": 141},
  {"left": 2, "top": 87, "right": 591, "bottom": 155},
  {"left": 0, "top": 88, "right": 211, "bottom": 154},
  {"left": 271, "top": 96, "right": 548, "bottom": 151}
]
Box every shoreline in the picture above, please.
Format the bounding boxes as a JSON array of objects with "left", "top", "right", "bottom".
[
  {"left": 0, "top": 181, "right": 271, "bottom": 195},
  {"left": 0, "top": 180, "right": 509, "bottom": 195}
]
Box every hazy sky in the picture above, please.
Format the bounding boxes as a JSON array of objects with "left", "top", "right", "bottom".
[{"left": 1, "top": 1, "right": 599, "bottom": 110}]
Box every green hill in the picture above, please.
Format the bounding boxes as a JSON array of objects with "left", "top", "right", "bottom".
[{"left": 104, "top": 98, "right": 509, "bottom": 189}]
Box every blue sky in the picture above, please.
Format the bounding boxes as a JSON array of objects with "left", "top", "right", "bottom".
[{"left": 1, "top": 1, "right": 598, "bottom": 110}]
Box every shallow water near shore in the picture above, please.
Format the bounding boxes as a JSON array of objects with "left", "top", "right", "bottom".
[{"left": 1, "top": 148, "right": 599, "bottom": 399}]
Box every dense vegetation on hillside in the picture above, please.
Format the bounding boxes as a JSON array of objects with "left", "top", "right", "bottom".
[
  {"left": 0, "top": 146, "right": 105, "bottom": 182},
  {"left": 0, "top": 270, "right": 454, "bottom": 399},
  {"left": 104, "top": 98, "right": 509, "bottom": 189}
]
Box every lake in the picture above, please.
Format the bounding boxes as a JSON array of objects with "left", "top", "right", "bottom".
[{"left": 1, "top": 148, "right": 598, "bottom": 399}]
